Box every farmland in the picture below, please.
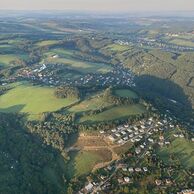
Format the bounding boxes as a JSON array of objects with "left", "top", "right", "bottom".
[
  {"left": 44, "top": 51, "right": 112, "bottom": 73},
  {"left": 79, "top": 104, "right": 146, "bottom": 123},
  {"left": 36, "top": 40, "right": 59, "bottom": 47},
  {"left": 0, "top": 82, "right": 76, "bottom": 120},
  {"left": 0, "top": 54, "right": 27, "bottom": 67}
]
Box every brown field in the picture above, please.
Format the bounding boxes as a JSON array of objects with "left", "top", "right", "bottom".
[{"left": 66, "top": 133, "right": 132, "bottom": 172}]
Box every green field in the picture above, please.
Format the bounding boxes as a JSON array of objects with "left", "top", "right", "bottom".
[
  {"left": 67, "top": 150, "right": 112, "bottom": 177},
  {"left": 114, "top": 89, "right": 138, "bottom": 98},
  {"left": 0, "top": 54, "right": 22, "bottom": 66},
  {"left": 36, "top": 40, "right": 59, "bottom": 47},
  {"left": 106, "top": 43, "right": 130, "bottom": 52},
  {"left": 46, "top": 48, "right": 75, "bottom": 58},
  {"left": 45, "top": 55, "right": 112, "bottom": 73},
  {"left": 170, "top": 38, "right": 194, "bottom": 47},
  {"left": 80, "top": 104, "right": 145, "bottom": 123},
  {"left": 158, "top": 138, "right": 194, "bottom": 168},
  {"left": 68, "top": 93, "right": 112, "bottom": 113},
  {"left": 0, "top": 82, "right": 76, "bottom": 120}
]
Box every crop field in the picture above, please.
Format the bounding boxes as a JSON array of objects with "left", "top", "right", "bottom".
[
  {"left": 114, "top": 89, "right": 138, "bottom": 98},
  {"left": 158, "top": 138, "right": 194, "bottom": 168},
  {"left": 79, "top": 104, "right": 146, "bottom": 123},
  {"left": 0, "top": 82, "right": 76, "bottom": 120}
]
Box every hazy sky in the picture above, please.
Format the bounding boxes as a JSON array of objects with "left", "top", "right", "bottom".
[{"left": 0, "top": 0, "right": 194, "bottom": 12}]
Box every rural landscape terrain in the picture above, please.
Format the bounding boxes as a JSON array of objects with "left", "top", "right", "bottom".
[{"left": 0, "top": 11, "right": 194, "bottom": 194}]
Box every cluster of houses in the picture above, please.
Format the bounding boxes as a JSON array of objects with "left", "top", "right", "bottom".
[
  {"left": 114, "top": 31, "right": 194, "bottom": 52},
  {"left": 114, "top": 40, "right": 130, "bottom": 46},
  {"left": 16, "top": 63, "right": 136, "bottom": 88},
  {"left": 80, "top": 116, "right": 181, "bottom": 193},
  {"left": 135, "top": 37, "right": 194, "bottom": 52},
  {"left": 102, "top": 117, "right": 174, "bottom": 149}
]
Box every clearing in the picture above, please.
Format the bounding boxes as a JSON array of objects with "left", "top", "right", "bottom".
[{"left": 0, "top": 82, "right": 77, "bottom": 120}]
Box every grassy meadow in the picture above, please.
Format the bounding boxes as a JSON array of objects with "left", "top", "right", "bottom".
[
  {"left": 36, "top": 40, "right": 59, "bottom": 47},
  {"left": 158, "top": 138, "right": 194, "bottom": 168},
  {"left": 79, "top": 104, "right": 145, "bottom": 123},
  {"left": 106, "top": 43, "right": 131, "bottom": 52},
  {"left": 170, "top": 38, "right": 194, "bottom": 47},
  {"left": 114, "top": 89, "right": 138, "bottom": 98},
  {"left": 66, "top": 149, "right": 112, "bottom": 178},
  {"left": 0, "top": 82, "right": 77, "bottom": 120}
]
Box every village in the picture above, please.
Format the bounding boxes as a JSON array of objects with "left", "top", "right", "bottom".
[
  {"left": 1, "top": 62, "right": 136, "bottom": 89},
  {"left": 79, "top": 115, "right": 194, "bottom": 194}
]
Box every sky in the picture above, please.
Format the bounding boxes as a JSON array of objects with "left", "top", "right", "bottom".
[{"left": 0, "top": 0, "right": 194, "bottom": 12}]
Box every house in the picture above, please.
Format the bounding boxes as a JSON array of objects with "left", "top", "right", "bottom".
[
  {"left": 108, "top": 135, "right": 115, "bottom": 142},
  {"left": 143, "top": 167, "right": 148, "bottom": 172},
  {"left": 122, "top": 167, "right": 127, "bottom": 172},
  {"left": 135, "top": 168, "right": 142, "bottom": 172},
  {"left": 140, "top": 145, "right": 145, "bottom": 149},
  {"left": 165, "top": 179, "right": 172, "bottom": 185},
  {"left": 173, "top": 134, "right": 179, "bottom": 138},
  {"left": 159, "top": 136, "right": 164, "bottom": 141},
  {"left": 128, "top": 167, "right": 134, "bottom": 172},
  {"left": 124, "top": 177, "right": 130, "bottom": 183},
  {"left": 117, "top": 178, "right": 123, "bottom": 184},
  {"left": 129, "top": 134, "right": 134, "bottom": 138},
  {"left": 123, "top": 137, "right": 128, "bottom": 141},
  {"left": 158, "top": 142, "right": 164, "bottom": 147},
  {"left": 148, "top": 138, "right": 154, "bottom": 143},
  {"left": 85, "top": 183, "right": 93, "bottom": 192},
  {"left": 135, "top": 148, "right": 141, "bottom": 154},
  {"left": 118, "top": 139, "right": 124, "bottom": 144},
  {"left": 155, "top": 179, "right": 162, "bottom": 186},
  {"left": 127, "top": 129, "right": 133, "bottom": 133},
  {"left": 115, "top": 133, "right": 121, "bottom": 137},
  {"left": 121, "top": 131, "right": 127, "bottom": 135}
]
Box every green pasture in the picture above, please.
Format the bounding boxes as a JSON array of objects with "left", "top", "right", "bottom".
[
  {"left": 79, "top": 104, "right": 146, "bottom": 123},
  {"left": 0, "top": 82, "right": 76, "bottom": 120}
]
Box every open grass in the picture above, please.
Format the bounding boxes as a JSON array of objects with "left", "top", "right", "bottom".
[
  {"left": 36, "top": 40, "right": 59, "bottom": 47},
  {"left": 45, "top": 55, "right": 112, "bottom": 73},
  {"left": 106, "top": 44, "right": 130, "bottom": 52},
  {"left": 113, "top": 141, "right": 132, "bottom": 155},
  {"left": 68, "top": 93, "right": 112, "bottom": 113},
  {"left": 68, "top": 149, "right": 112, "bottom": 177},
  {"left": 158, "top": 138, "right": 194, "bottom": 168},
  {"left": 0, "top": 54, "right": 21, "bottom": 66},
  {"left": 0, "top": 82, "right": 76, "bottom": 120},
  {"left": 114, "top": 89, "right": 138, "bottom": 98},
  {"left": 170, "top": 38, "right": 194, "bottom": 47},
  {"left": 79, "top": 104, "right": 146, "bottom": 123}
]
